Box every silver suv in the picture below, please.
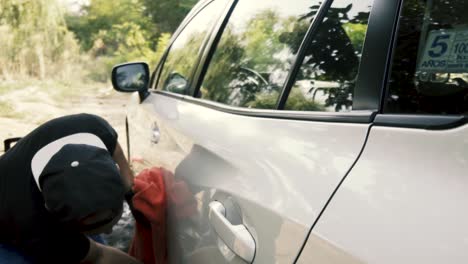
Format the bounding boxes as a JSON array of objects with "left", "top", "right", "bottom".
[{"left": 112, "top": 0, "right": 468, "bottom": 263}]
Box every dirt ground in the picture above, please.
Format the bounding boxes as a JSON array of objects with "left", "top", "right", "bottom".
[{"left": 0, "top": 83, "right": 130, "bottom": 153}]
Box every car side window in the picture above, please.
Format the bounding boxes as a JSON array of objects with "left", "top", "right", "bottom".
[
  {"left": 157, "top": 0, "right": 227, "bottom": 95},
  {"left": 384, "top": 0, "right": 468, "bottom": 115},
  {"left": 199, "top": 0, "right": 323, "bottom": 109},
  {"left": 285, "top": 0, "right": 373, "bottom": 112}
]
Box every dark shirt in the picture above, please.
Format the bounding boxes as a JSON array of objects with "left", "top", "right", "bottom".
[{"left": 0, "top": 113, "right": 118, "bottom": 263}]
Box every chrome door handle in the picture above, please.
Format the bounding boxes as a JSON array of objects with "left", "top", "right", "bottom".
[
  {"left": 151, "top": 128, "right": 160, "bottom": 144},
  {"left": 208, "top": 201, "right": 255, "bottom": 263}
]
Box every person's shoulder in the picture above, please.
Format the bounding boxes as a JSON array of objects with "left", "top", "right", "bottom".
[
  {"left": 14, "top": 113, "right": 118, "bottom": 156},
  {"left": 57, "top": 113, "right": 106, "bottom": 124},
  {"left": 59, "top": 113, "right": 118, "bottom": 152},
  {"left": 42, "top": 113, "right": 113, "bottom": 132}
]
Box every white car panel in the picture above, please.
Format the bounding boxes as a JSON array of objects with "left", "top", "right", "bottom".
[
  {"left": 297, "top": 125, "right": 468, "bottom": 263},
  {"left": 127, "top": 92, "right": 370, "bottom": 263}
]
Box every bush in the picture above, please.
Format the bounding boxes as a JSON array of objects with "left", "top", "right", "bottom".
[
  {"left": 0, "top": 0, "right": 82, "bottom": 81},
  {"left": 248, "top": 89, "right": 325, "bottom": 111}
]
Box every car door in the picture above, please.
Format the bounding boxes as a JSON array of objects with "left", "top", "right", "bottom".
[
  {"left": 297, "top": 0, "right": 468, "bottom": 263},
  {"left": 126, "top": 0, "right": 378, "bottom": 263}
]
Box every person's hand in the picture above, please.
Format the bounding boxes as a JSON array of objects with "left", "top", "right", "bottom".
[
  {"left": 96, "top": 244, "right": 142, "bottom": 264},
  {"left": 81, "top": 238, "right": 142, "bottom": 264}
]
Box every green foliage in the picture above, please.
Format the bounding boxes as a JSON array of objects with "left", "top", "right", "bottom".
[
  {"left": 246, "top": 92, "right": 279, "bottom": 109},
  {"left": 140, "top": 0, "right": 198, "bottom": 34},
  {"left": 153, "top": 33, "right": 171, "bottom": 64},
  {"left": 66, "top": 0, "right": 153, "bottom": 51},
  {"left": 65, "top": 0, "right": 194, "bottom": 59},
  {"left": 64, "top": 0, "right": 194, "bottom": 82},
  {"left": 201, "top": 9, "right": 285, "bottom": 105},
  {"left": 200, "top": 8, "right": 317, "bottom": 108},
  {"left": 343, "top": 23, "right": 367, "bottom": 53},
  {"left": 200, "top": 26, "right": 245, "bottom": 103},
  {"left": 242, "top": 10, "right": 282, "bottom": 72},
  {"left": 0, "top": 0, "right": 80, "bottom": 80},
  {"left": 161, "top": 34, "right": 206, "bottom": 81},
  {"left": 284, "top": 89, "right": 325, "bottom": 111},
  {"left": 0, "top": 0, "right": 198, "bottom": 83},
  {"left": 248, "top": 89, "right": 324, "bottom": 111},
  {"left": 93, "top": 22, "right": 157, "bottom": 61}
]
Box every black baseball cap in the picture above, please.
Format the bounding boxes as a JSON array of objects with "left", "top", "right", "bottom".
[{"left": 38, "top": 144, "right": 125, "bottom": 225}]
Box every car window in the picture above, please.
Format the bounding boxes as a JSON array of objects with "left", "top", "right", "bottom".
[
  {"left": 385, "top": 0, "right": 468, "bottom": 115},
  {"left": 157, "top": 0, "right": 227, "bottom": 95},
  {"left": 285, "top": 0, "right": 373, "bottom": 112},
  {"left": 199, "top": 0, "right": 323, "bottom": 109}
]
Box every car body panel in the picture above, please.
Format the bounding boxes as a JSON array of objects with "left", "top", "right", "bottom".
[
  {"left": 126, "top": 92, "right": 370, "bottom": 263},
  {"left": 297, "top": 124, "right": 468, "bottom": 263},
  {"left": 113, "top": 0, "right": 468, "bottom": 262}
]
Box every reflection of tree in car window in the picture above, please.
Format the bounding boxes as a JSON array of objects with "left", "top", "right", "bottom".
[
  {"left": 160, "top": 34, "right": 206, "bottom": 93},
  {"left": 285, "top": 1, "right": 372, "bottom": 112},
  {"left": 200, "top": 0, "right": 372, "bottom": 112},
  {"left": 158, "top": 0, "right": 227, "bottom": 95},
  {"left": 201, "top": 0, "right": 325, "bottom": 109}
]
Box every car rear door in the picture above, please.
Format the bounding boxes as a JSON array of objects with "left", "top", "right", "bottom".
[
  {"left": 297, "top": 0, "right": 468, "bottom": 263},
  {"left": 126, "top": 0, "right": 380, "bottom": 263}
]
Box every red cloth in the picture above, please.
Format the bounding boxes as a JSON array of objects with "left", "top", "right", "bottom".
[
  {"left": 128, "top": 167, "right": 197, "bottom": 264},
  {"left": 129, "top": 167, "right": 167, "bottom": 264}
]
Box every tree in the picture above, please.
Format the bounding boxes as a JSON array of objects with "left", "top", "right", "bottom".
[
  {"left": 66, "top": 0, "right": 153, "bottom": 51},
  {"left": 0, "top": 0, "right": 79, "bottom": 79},
  {"left": 140, "top": 0, "right": 198, "bottom": 35}
]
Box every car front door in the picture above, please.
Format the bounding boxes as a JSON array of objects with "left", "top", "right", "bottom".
[{"left": 126, "top": 0, "right": 378, "bottom": 263}]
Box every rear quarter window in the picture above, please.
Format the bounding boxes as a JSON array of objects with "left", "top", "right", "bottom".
[{"left": 385, "top": 0, "right": 468, "bottom": 115}]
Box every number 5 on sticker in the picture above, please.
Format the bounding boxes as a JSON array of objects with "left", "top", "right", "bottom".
[{"left": 428, "top": 35, "right": 451, "bottom": 58}]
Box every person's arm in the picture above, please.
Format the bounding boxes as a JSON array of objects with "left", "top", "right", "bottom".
[
  {"left": 112, "top": 142, "right": 134, "bottom": 192},
  {"left": 81, "top": 238, "right": 141, "bottom": 264}
]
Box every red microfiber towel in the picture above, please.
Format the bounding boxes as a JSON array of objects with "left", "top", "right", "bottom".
[
  {"left": 129, "top": 167, "right": 167, "bottom": 264},
  {"left": 128, "top": 167, "right": 197, "bottom": 264}
]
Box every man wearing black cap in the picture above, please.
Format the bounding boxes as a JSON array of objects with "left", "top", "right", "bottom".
[{"left": 0, "top": 113, "right": 141, "bottom": 263}]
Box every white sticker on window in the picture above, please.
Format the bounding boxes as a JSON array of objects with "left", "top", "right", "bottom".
[{"left": 418, "top": 29, "right": 468, "bottom": 73}]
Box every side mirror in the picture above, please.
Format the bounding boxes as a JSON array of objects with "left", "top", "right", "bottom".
[
  {"left": 111, "top": 62, "right": 150, "bottom": 93},
  {"left": 164, "top": 72, "right": 188, "bottom": 94}
]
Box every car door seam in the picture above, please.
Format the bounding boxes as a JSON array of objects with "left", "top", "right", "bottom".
[{"left": 293, "top": 124, "right": 374, "bottom": 263}]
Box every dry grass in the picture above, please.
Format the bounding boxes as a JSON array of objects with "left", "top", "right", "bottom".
[{"left": 0, "top": 100, "right": 23, "bottom": 118}]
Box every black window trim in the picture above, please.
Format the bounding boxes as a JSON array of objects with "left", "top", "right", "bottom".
[
  {"left": 154, "top": 90, "right": 376, "bottom": 123},
  {"left": 374, "top": 114, "right": 467, "bottom": 130},
  {"left": 353, "top": 0, "right": 401, "bottom": 111}
]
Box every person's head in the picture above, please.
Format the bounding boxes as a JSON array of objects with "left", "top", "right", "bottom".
[{"left": 32, "top": 139, "right": 125, "bottom": 234}]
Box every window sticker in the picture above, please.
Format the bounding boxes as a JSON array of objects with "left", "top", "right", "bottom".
[{"left": 418, "top": 29, "right": 468, "bottom": 73}]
